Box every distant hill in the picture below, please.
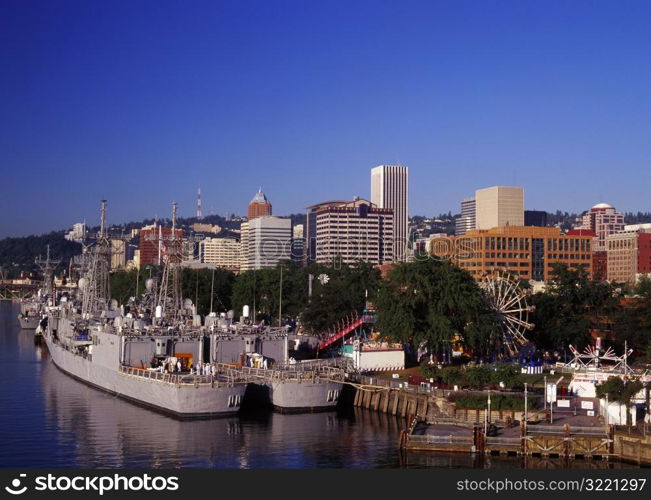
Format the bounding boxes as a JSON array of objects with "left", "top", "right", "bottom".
[{"left": 0, "top": 231, "right": 81, "bottom": 278}]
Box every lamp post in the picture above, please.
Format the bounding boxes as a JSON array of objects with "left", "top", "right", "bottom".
[
  {"left": 524, "top": 382, "right": 528, "bottom": 425},
  {"left": 487, "top": 390, "right": 492, "bottom": 426},
  {"left": 278, "top": 263, "right": 283, "bottom": 327}
]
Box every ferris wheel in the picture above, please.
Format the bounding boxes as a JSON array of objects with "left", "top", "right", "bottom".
[{"left": 481, "top": 272, "right": 535, "bottom": 356}]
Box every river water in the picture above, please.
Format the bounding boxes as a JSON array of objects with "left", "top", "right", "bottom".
[{"left": 0, "top": 301, "right": 636, "bottom": 469}]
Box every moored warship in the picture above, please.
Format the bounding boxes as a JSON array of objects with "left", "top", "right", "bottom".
[
  {"left": 43, "top": 201, "right": 247, "bottom": 418},
  {"left": 18, "top": 246, "right": 61, "bottom": 330}
]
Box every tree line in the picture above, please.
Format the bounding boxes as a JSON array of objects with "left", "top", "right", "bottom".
[{"left": 109, "top": 259, "right": 651, "bottom": 362}]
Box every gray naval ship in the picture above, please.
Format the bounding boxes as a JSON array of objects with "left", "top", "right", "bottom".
[
  {"left": 43, "top": 201, "right": 247, "bottom": 418},
  {"left": 43, "top": 201, "right": 344, "bottom": 418},
  {"left": 18, "top": 246, "right": 61, "bottom": 330},
  {"left": 208, "top": 315, "right": 346, "bottom": 412}
]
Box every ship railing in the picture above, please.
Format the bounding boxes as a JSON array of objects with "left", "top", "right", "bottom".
[
  {"left": 119, "top": 365, "right": 246, "bottom": 386},
  {"left": 277, "top": 358, "right": 354, "bottom": 371},
  {"left": 213, "top": 363, "right": 346, "bottom": 383}
]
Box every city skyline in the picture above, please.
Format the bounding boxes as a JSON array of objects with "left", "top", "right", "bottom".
[{"left": 2, "top": 1, "right": 651, "bottom": 238}]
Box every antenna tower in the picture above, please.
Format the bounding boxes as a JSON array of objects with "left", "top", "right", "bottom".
[
  {"left": 154, "top": 202, "right": 184, "bottom": 321},
  {"left": 35, "top": 245, "right": 61, "bottom": 303},
  {"left": 81, "top": 200, "right": 112, "bottom": 316}
]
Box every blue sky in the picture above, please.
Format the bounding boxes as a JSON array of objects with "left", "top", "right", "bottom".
[{"left": 1, "top": 0, "right": 650, "bottom": 237}]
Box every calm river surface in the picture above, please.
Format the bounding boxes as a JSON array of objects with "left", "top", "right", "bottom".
[{"left": 0, "top": 301, "right": 636, "bottom": 469}]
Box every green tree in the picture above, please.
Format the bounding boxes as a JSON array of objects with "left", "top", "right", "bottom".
[
  {"left": 232, "top": 261, "right": 310, "bottom": 325},
  {"left": 374, "top": 258, "right": 500, "bottom": 354},
  {"left": 635, "top": 275, "right": 651, "bottom": 299},
  {"left": 300, "top": 262, "right": 381, "bottom": 332},
  {"left": 530, "top": 263, "right": 618, "bottom": 351},
  {"left": 181, "top": 267, "right": 235, "bottom": 315}
]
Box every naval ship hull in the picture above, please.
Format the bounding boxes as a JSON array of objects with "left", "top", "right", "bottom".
[
  {"left": 44, "top": 334, "right": 246, "bottom": 419},
  {"left": 268, "top": 380, "right": 343, "bottom": 413},
  {"left": 18, "top": 314, "right": 40, "bottom": 329}
]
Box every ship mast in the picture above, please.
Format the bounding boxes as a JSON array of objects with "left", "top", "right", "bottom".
[
  {"left": 154, "top": 202, "right": 184, "bottom": 322},
  {"left": 35, "top": 245, "right": 61, "bottom": 304},
  {"left": 81, "top": 200, "right": 112, "bottom": 317}
]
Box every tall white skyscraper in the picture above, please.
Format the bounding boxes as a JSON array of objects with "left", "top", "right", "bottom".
[
  {"left": 455, "top": 196, "right": 476, "bottom": 236},
  {"left": 475, "top": 186, "right": 524, "bottom": 230},
  {"left": 371, "top": 165, "right": 408, "bottom": 261},
  {"left": 247, "top": 216, "right": 292, "bottom": 270}
]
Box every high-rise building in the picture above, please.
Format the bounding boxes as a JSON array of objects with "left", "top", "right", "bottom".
[
  {"left": 307, "top": 198, "right": 394, "bottom": 266},
  {"left": 455, "top": 197, "right": 476, "bottom": 236},
  {"left": 239, "top": 221, "right": 250, "bottom": 272},
  {"left": 430, "top": 226, "right": 593, "bottom": 281},
  {"left": 110, "top": 239, "right": 126, "bottom": 270},
  {"left": 580, "top": 203, "right": 625, "bottom": 251},
  {"left": 371, "top": 165, "right": 408, "bottom": 261},
  {"left": 247, "top": 216, "right": 292, "bottom": 269},
  {"left": 305, "top": 200, "right": 346, "bottom": 266},
  {"left": 291, "top": 223, "right": 305, "bottom": 266},
  {"left": 606, "top": 228, "right": 651, "bottom": 284},
  {"left": 524, "top": 210, "right": 547, "bottom": 227},
  {"left": 139, "top": 225, "right": 183, "bottom": 267},
  {"left": 247, "top": 188, "right": 272, "bottom": 221},
  {"left": 475, "top": 186, "right": 524, "bottom": 230},
  {"left": 65, "top": 222, "right": 86, "bottom": 243},
  {"left": 199, "top": 237, "right": 241, "bottom": 272}
]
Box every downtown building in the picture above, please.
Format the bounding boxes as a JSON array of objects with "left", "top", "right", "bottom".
[
  {"left": 475, "top": 186, "right": 524, "bottom": 229},
  {"left": 606, "top": 226, "right": 651, "bottom": 284},
  {"left": 455, "top": 196, "right": 476, "bottom": 236},
  {"left": 566, "top": 229, "right": 606, "bottom": 280},
  {"left": 247, "top": 188, "right": 272, "bottom": 220},
  {"left": 578, "top": 202, "right": 625, "bottom": 280},
  {"left": 430, "top": 226, "right": 593, "bottom": 281},
  {"left": 246, "top": 216, "right": 292, "bottom": 270},
  {"left": 580, "top": 203, "right": 625, "bottom": 251},
  {"left": 524, "top": 210, "right": 548, "bottom": 227},
  {"left": 139, "top": 225, "right": 183, "bottom": 267},
  {"left": 371, "top": 165, "right": 408, "bottom": 261},
  {"left": 199, "top": 237, "right": 241, "bottom": 273},
  {"left": 306, "top": 198, "right": 394, "bottom": 266}
]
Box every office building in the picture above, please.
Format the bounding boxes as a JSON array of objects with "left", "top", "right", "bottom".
[
  {"left": 247, "top": 188, "right": 272, "bottom": 221},
  {"left": 65, "top": 222, "right": 86, "bottom": 243},
  {"left": 247, "top": 216, "right": 292, "bottom": 270},
  {"left": 430, "top": 226, "right": 593, "bottom": 281},
  {"left": 307, "top": 198, "right": 394, "bottom": 266},
  {"left": 524, "top": 210, "right": 547, "bottom": 227},
  {"left": 567, "top": 229, "right": 606, "bottom": 280},
  {"left": 455, "top": 197, "right": 476, "bottom": 236},
  {"left": 580, "top": 202, "right": 625, "bottom": 251},
  {"left": 199, "top": 237, "right": 241, "bottom": 272},
  {"left": 371, "top": 165, "right": 408, "bottom": 261},
  {"left": 475, "top": 186, "right": 524, "bottom": 230},
  {"left": 606, "top": 228, "right": 651, "bottom": 284},
  {"left": 239, "top": 221, "right": 250, "bottom": 272},
  {"left": 291, "top": 223, "right": 305, "bottom": 266},
  {"left": 110, "top": 239, "right": 126, "bottom": 270},
  {"left": 192, "top": 222, "right": 221, "bottom": 234},
  {"left": 139, "top": 225, "right": 183, "bottom": 266}
]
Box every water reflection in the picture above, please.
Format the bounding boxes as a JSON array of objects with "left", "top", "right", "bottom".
[{"left": 39, "top": 355, "right": 406, "bottom": 468}]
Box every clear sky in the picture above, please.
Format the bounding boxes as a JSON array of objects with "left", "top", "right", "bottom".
[{"left": 1, "top": 0, "right": 650, "bottom": 237}]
